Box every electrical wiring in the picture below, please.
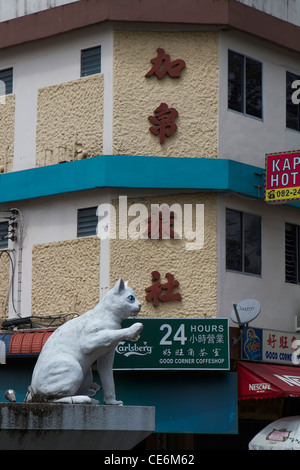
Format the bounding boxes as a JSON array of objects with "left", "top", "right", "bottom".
[
  {"left": 1, "top": 311, "right": 81, "bottom": 330},
  {"left": 29, "top": 312, "right": 81, "bottom": 328},
  {"left": 0, "top": 250, "right": 18, "bottom": 316},
  {"left": 0, "top": 208, "right": 81, "bottom": 329}
]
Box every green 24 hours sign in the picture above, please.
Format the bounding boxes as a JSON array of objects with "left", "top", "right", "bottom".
[{"left": 114, "top": 318, "right": 229, "bottom": 370}]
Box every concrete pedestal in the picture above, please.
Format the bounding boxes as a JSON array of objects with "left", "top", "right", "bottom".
[{"left": 0, "top": 403, "right": 155, "bottom": 450}]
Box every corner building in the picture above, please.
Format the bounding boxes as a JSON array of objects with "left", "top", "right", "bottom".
[{"left": 1, "top": 0, "right": 300, "bottom": 450}]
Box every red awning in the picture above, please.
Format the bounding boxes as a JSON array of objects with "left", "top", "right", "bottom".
[
  {"left": 237, "top": 361, "right": 300, "bottom": 400},
  {"left": 8, "top": 329, "right": 54, "bottom": 355}
]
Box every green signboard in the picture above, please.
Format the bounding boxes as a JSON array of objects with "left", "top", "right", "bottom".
[{"left": 114, "top": 318, "right": 229, "bottom": 370}]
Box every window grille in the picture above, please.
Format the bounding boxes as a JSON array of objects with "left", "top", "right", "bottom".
[
  {"left": 77, "top": 207, "right": 98, "bottom": 237},
  {"left": 81, "top": 46, "right": 101, "bottom": 77},
  {"left": 285, "top": 223, "right": 300, "bottom": 284},
  {"left": 0, "top": 221, "right": 9, "bottom": 249}
]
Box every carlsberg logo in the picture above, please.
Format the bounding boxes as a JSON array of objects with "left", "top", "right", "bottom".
[{"left": 116, "top": 341, "right": 153, "bottom": 357}]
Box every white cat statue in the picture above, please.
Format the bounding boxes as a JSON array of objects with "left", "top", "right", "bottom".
[{"left": 25, "top": 279, "right": 143, "bottom": 405}]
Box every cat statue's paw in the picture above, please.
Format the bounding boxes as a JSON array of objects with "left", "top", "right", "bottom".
[
  {"left": 127, "top": 322, "right": 143, "bottom": 341},
  {"left": 104, "top": 398, "right": 124, "bottom": 406},
  {"left": 131, "top": 335, "right": 140, "bottom": 342}
]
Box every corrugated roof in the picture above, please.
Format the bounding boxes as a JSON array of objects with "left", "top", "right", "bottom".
[{"left": 0, "top": 329, "right": 55, "bottom": 357}]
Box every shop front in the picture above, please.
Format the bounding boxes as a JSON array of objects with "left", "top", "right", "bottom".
[
  {"left": 236, "top": 326, "right": 300, "bottom": 449},
  {"left": 0, "top": 317, "right": 238, "bottom": 449},
  {"left": 112, "top": 318, "right": 237, "bottom": 437}
]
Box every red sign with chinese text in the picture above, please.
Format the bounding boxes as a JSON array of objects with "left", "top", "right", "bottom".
[
  {"left": 145, "top": 208, "right": 178, "bottom": 239},
  {"left": 148, "top": 102, "right": 178, "bottom": 144},
  {"left": 145, "top": 271, "right": 182, "bottom": 307},
  {"left": 265, "top": 150, "right": 300, "bottom": 202},
  {"left": 145, "top": 48, "right": 186, "bottom": 79}
]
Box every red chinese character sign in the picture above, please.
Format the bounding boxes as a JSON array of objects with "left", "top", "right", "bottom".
[
  {"left": 145, "top": 207, "right": 179, "bottom": 239},
  {"left": 242, "top": 326, "right": 300, "bottom": 365},
  {"left": 265, "top": 150, "right": 300, "bottom": 202},
  {"left": 148, "top": 102, "right": 178, "bottom": 144},
  {"left": 145, "top": 271, "right": 182, "bottom": 307},
  {"left": 145, "top": 48, "right": 186, "bottom": 79},
  {"left": 145, "top": 47, "right": 185, "bottom": 145}
]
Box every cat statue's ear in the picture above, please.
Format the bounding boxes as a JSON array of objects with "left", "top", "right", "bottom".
[{"left": 114, "top": 278, "right": 125, "bottom": 293}]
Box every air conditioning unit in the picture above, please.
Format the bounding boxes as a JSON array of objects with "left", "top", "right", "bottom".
[{"left": 295, "top": 315, "right": 300, "bottom": 332}]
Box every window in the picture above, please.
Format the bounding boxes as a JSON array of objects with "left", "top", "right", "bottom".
[
  {"left": 286, "top": 71, "right": 300, "bottom": 131},
  {"left": 285, "top": 223, "right": 300, "bottom": 283},
  {"left": 0, "top": 221, "right": 9, "bottom": 249},
  {"left": 0, "top": 68, "right": 13, "bottom": 96},
  {"left": 228, "top": 50, "right": 262, "bottom": 119},
  {"left": 226, "top": 209, "right": 261, "bottom": 275},
  {"left": 77, "top": 207, "right": 98, "bottom": 237},
  {"left": 81, "top": 46, "right": 101, "bottom": 77}
]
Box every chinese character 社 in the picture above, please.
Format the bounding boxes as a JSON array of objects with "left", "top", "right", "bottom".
[
  {"left": 145, "top": 271, "right": 182, "bottom": 307},
  {"left": 145, "top": 48, "right": 186, "bottom": 79},
  {"left": 148, "top": 102, "right": 178, "bottom": 144}
]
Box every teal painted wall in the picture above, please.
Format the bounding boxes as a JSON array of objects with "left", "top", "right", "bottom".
[{"left": 0, "top": 360, "right": 238, "bottom": 434}]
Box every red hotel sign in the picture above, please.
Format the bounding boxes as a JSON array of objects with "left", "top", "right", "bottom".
[{"left": 265, "top": 150, "right": 300, "bottom": 202}]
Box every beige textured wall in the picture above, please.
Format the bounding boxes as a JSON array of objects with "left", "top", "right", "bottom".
[
  {"left": 113, "top": 31, "right": 219, "bottom": 158},
  {"left": 0, "top": 94, "right": 15, "bottom": 172},
  {"left": 36, "top": 74, "right": 104, "bottom": 166},
  {"left": 0, "top": 254, "right": 10, "bottom": 321},
  {"left": 109, "top": 193, "right": 217, "bottom": 318},
  {"left": 31, "top": 237, "right": 100, "bottom": 315}
]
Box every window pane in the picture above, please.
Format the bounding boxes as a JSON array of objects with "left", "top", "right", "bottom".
[
  {"left": 77, "top": 207, "right": 98, "bottom": 237},
  {"left": 81, "top": 46, "right": 101, "bottom": 77},
  {"left": 244, "top": 213, "right": 261, "bottom": 275},
  {"left": 286, "top": 71, "right": 300, "bottom": 131},
  {"left": 226, "top": 209, "right": 242, "bottom": 271},
  {"left": 228, "top": 51, "right": 244, "bottom": 113},
  {"left": 245, "top": 58, "right": 262, "bottom": 118},
  {"left": 0, "top": 221, "right": 8, "bottom": 249},
  {"left": 0, "top": 68, "right": 13, "bottom": 96},
  {"left": 285, "top": 223, "right": 298, "bottom": 283}
]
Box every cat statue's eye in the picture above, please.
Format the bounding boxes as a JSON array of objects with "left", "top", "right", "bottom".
[{"left": 127, "top": 295, "right": 135, "bottom": 301}]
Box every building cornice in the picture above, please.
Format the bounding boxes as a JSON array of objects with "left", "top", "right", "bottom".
[
  {"left": 0, "top": 155, "right": 265, "bottom": 203},
  {"left": 0, "top": 0, "right": 300, "bottom": 54}
]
